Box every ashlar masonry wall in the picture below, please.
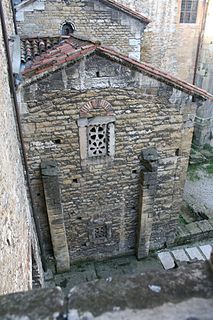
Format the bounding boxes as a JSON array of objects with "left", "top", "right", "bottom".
[
  {"left": 194, "top": 0, "right": 213, "bottom": 146},
  {"left": 21, "top": 54, "right": 197, "bottom": 263},
  {"left": 0, "top": 0, "right": 32, "bottom": 294},
  {"left": 116, "top": 0, "right": 205, "bottom": 82},
  {"left": 16, "top": 0, "right": 146, "bottom": 60}
]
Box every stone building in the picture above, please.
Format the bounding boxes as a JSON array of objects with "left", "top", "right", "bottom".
[
  {"left": 0, "top": 0, "right": 212, "bottom": 290},
  {"left": 193, "top": 0, "right": 213, "bottom": 146},
  {"left": 117, "top": 0, "right": 213, "bottom": 146},
  {"left": 14, "top": 0, "right": 213, "bottom": 146},
  {"left": 14, "top": 0, "right": 150, "bottom": 61},
  {"left": 19, "top": 35, "right": 212, "bottom": 270},
  {"left": 0, "top": 0, "right": 43, "bottom": 295}
]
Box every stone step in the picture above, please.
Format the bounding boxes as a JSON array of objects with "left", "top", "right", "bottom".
[{"left": 157, "top": 244, "right": 212, "bottom": 270}]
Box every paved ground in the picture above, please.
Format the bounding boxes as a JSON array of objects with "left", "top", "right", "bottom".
[
  {"left": 45, "top": 255, "right": 162, "bottom": 295},
  {"left": 45, "top": 239, "right": 213, "bottom": 294}
]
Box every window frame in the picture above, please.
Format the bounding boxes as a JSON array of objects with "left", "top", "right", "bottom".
[
  {"left": 78, "top": 116, "right": 115, "bottom": 166},
  {"left": 179, "top": 0, "right": 199, "bottom": 24}
]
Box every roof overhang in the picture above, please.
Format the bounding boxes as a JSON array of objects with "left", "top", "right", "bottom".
[{"left": 21, "top": 36, "right": 213, "bottom": 101}]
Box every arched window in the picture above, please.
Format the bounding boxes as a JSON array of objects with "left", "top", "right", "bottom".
[{"left": 61, "top": 22, "right": 74, "bottom": 35}]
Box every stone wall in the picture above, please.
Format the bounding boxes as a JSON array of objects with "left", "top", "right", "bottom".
[
  {"left": 16, "top": 0, "right": 146, "bottom": 60},
  {"left": 0, "top": 0, "right": 44, "bottom": 294},
  {"left": 0, "top": 0, "right": 33, "bottom": 294},
  {"left": 194, "top": 0, "right": 213, "bottom": 146},
  {"left": 116, "top": 0, "right": 205, "bottom": 82},
  {"left": 20, "top": 53, "right": 196, "bottom": 263}
]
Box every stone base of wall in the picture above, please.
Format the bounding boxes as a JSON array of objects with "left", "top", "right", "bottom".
[{"left": 175, "top": 216, "right": 213, "bottom": 246}]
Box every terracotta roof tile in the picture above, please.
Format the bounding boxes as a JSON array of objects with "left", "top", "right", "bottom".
[
  {"left": 22, "top": 36, "right": 213, "bottom": 101},
  {"left": 21, "top": 37, "right": 64, "bottom": 63},
  {"left": 22, "top": 37, "right": 97, "bottom": 76}
]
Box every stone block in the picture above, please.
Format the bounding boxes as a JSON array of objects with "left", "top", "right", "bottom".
[
  {"left": 185, "top": 222, "right": 202, "bottom": 236},
  {"left": 157, "top": 251, "right": 175, "bottom": 270},
  {"left": 197, "top": 220, "right": 213, "bottom": 234},
  {"left": 185, "top": 247, "right": 206, "bottom": 261},
  {"left": 172, "top": 249, "right": 190, "bottom": 263},
  {"left": 199, "top": 245, "right": 212, "bottom": 259}
]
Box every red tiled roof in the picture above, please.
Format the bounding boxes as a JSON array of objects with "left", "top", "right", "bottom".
[
  {"left": 21, "top": 36, "right": 63, "bottom": 63},
  {"left": 22, "top": 36, "right": 213, "bottom": 101},
  {"left": 15, "top": 0, "right": 150, "bottom": 24},
  {"left": 22, "top": 37, "right": 97, "bottom": 76}
]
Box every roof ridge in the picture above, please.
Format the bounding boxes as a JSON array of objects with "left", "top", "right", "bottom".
[
  {"left": 22, "top": 39, "right": 213, "bottom": 101},
  {"left": 97, "top": 46, "right": 213, "bottom": 101},
  {"left": 99, "top": 0, "right": 150, "bottom": 23}
]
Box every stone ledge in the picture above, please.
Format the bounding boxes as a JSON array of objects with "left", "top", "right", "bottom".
[
  {"left": 0, "top": 263, "right": 213, "bottom": 319},
  {"left": 175, "top": 220, "right": 213, "bottom": 246},
  {"left": 0, "top": 287, "right": 64, "bottom": 320}
]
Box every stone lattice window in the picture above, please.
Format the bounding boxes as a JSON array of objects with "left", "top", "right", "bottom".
[
  {"left": 88, "top": 124, "right": 107, "bottom": 157},
  {"left": 94, "top": 225, "right": 107, "bottom": 239},
  {"left": 88, "top": 221, "right": 112, "bottom": 244},
  {"left": 78, "top": 116, "right": 115, "bottom": 163},
  {"left": 180, "top": 0, "right": 198, "bottom": 23}
]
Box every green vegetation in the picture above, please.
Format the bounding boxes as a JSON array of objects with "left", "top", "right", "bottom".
[
  {"left": 206, "top": 160, "right": 213, "bottom": 174},
  {"left": 187, "top": 163, "right": 200, "bottom": 181},
  {"left": 203, "top": 144, "right": 213, "bottom": 153},
  {"left": 179, "top": 214, "right": 187, "bottom": 225}
]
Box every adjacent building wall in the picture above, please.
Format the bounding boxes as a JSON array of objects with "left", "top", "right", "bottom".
[
  {"left": 194, "top": 0, "right": 213, "bottom": 146},
  {"left": 0, "top": 0, "right": 32, "bottom": 295},
  {"left": 117, "top": 0, "right": 212, "bottom": 146},
  {"left": 15, "top": 0, "right": 146, "bottom": 60},
  {"left": 117, "top": 0, "right": 205, "bottom": 82}
]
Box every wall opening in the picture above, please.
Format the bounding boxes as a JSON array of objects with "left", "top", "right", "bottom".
[{"left": 61, "top": 22, "right": 75, "bottom": 35}]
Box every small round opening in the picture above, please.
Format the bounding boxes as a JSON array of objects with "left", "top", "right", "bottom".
[{"left": 61, "top": 22, "right": 74, "bottom": 35}]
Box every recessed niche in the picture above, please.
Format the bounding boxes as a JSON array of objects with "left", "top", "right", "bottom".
[
  {"left": 73, "top": 178, "right": 78, "bottom": 183},
  {"left": 96, "top": 71, "right": 100, "bottom": 77},
  {"left": 175, "top": 148, "right": 180, "bottom": 156},
  {"left": 54, "top": 139, "right": 61, "bottom": 144}
]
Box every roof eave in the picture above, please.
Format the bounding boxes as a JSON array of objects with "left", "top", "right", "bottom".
[
  {"left": 97, "top": 47, "right": 213, "bottom": 101},
  {"left": 21, "top": 45, "right": 97, "bottom": 86},
  {"left": 99, "top": 0, "right": 151, "bottom": 24}
]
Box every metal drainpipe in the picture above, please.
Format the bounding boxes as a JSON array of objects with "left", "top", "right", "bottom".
[
  {"left": 192, "top": 0, "right": 209, "bottom": 85},
  {"left": 0, "top": 0, "right": 46, "bottom": 271}
]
